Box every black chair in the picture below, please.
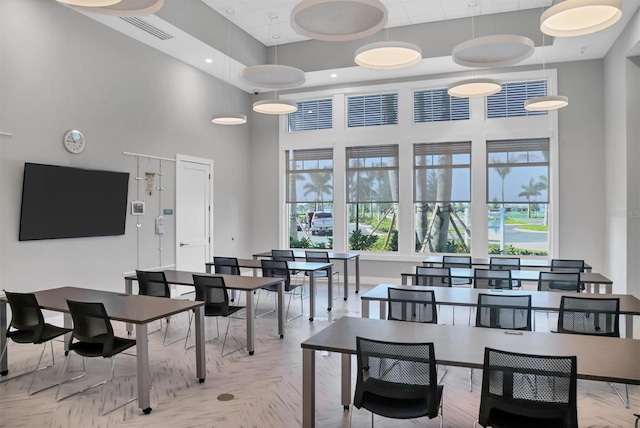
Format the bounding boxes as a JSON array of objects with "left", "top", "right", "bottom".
[
  {"left": 489, "top": 256, "right": 521, "bottom": 288},
  {"left": 442, "top": 255, "right": 472, "bottom": 286},
  {"left": 135, "top": 269, "right": 185, "bottom": 345},
  {"left": 56, "top": 300, "right": 137, "bottom": 415},
  {"left": 258, "top": 260, "right": 303, "bottom": 321},
  {"left": 388, "top": 288, "right": 437, "bottom": 324},
  {"left": 475, "top": 347, "right": 578, "bottom": 428},
  {"left": 0, "top": 291, "right": 71, "bottom": 395},
  {"left": 415, "top": 266, "right": 451, "bottom": 287},
  {"left": 271, "top": 249, "right": 300, "bottom": 276},
  {"left": 557, "top": 296, "right": 628, "bottom": 407},
  {"left": 213, "top": 256, "right": 241, "bottom": 303},
  {"left": 305, "top": 251, "right": 340, "bottom": 299},
  {"left": 184, "top": 275, "right": 245, "bottom": 356},
  {"left": 551, "top": 259, "right": 585, "bottom": 272},
  {"left": 537, "top": 271, "right": 582, "bottom": 292},
  {"left": 352, "top": 337, "right": 443, "bottom": 428},
  {"left": 473, "top": 268, "right": 513, "bottom": 290}
]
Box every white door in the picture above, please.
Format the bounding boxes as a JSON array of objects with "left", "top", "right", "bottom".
[{"left": 176, "top": 155, "right": 213, "bottom": 273}]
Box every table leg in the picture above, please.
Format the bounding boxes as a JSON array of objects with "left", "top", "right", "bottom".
[
  {"left": 63, "top": 313, "right": 72, "bottom": 352},
  {"left": 302, "top": 348, "right": 316, "bottom": 428},
  {"left": 194, "top": 306, "right": 206, "bottom": 381},
  {"left": 125, "top": 278, "right": 133, "bottom": 335},
  {"left": 246, "top": 290, "right": 256, "bottom": 355},
  {"left": 309, "top": 272, "right": 316, "bottom": 322},
  {"left": 379, "top": 301, "right": 387, "bottom": 320},
  {"left": 327, "top": 267, "right": 333, "bottom": 311},
  {"left": 402, "top": 275, "right": 408, "bottom": 285},
  {"left": 135, "top": 323, "right": 152, "bottom": 414},
  {"left": 624, "top": 314, "right": 634, "bottom": 339},
  {"left": 343, "top": 260, "right": 349, "bottom": 301},
  {"left": 355, "top": 256, "right": 360, "bottom": 294},
  {"left": 361, "top": 299, "right": 369, "bottom": 318},
  {"left": 278, "top": 280, "right": 285, "bottom": 339},
  {"left": 0, "top": 302, "right": 7, "bottom": 375},
  {"left": 341, "top": 353, "right": 351, "bottom": 410}
]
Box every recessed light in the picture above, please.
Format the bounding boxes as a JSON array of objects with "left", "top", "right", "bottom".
[
  {"left": 330, "top": 73, "right": 337, "bottom": 78},
  {"left": 205, "top": 58, "right": 213, "bottom": 63}
]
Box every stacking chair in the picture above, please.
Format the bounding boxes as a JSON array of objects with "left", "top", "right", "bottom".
[
  {"left": 259, "top": 260, "right": 304, "bottom": 321},
  {"left": 489, "top": 256, "right": 521, "bottom": 288},
  {"left": 551, "top": 259, "right": 585, "bottom": 272},
  {"left": 537, "top": 271, "right": 581, "bottom": 293},
  {"left": 271, "top": 249, "right": 300, "bottom": 275},
  {"left": 56, "top": 300, "right": 137, "bottom": 415},
  {"left": 213, "top": 256, "right": 241, "bottom": 303},
  {"left": 0, "top": 291, "right": 71, "bottom": 395},
  {"left": 305, "top": 251, "right": 340, "bottom": 299},
  {"left": 388, "top": 288, "right": 437, "bottom": 324},
  {"left": 442, "top": 255, "right": 472, "bottom": 286},
  {"left": 475, "top": 347, "right": 578, "bottom": 428},
  {"left": 414, "top": 266, "right": 451, "bottom": 287},
  {"left": 557, "top": 296, "right": 628, "bottom": 407},
  {"left": 351, "top": 337, "right": 444, "bottom": 428},
  {"left": 184, "top": 275, "right": 245, "bottom": 356},
  {"left": 470, "top": 294, "right": 532, "bottom": 391},
  {"left": 135, "top": 270, "right": 186, "bottom": 345},
  {"left": 473, "top": 268, "right": 513, "bottom": 290}
]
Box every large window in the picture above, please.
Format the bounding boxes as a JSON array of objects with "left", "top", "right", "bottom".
[
  {"left": 487, "top": 139, "right": 549, "bottom": 255},
  {"left": 286, "top": 149, "right": 333, "bottom": 249},
  {"left": 414, "top": 142, "right": 471, "bottom": 253},
  {"left": 347, "top": 93, "right": 398, "bottom": 127},
  {"left": 346, "top": 145, "right": 399, "bottom": 252}
]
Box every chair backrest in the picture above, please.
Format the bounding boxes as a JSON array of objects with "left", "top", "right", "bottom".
[
  {"left": 473, "top": 268, "right": 513, "bottom": 290},
  {"left": 192, "top": 275, "right": 233, "bottom": 316},
  {"left": 476, "top": 293, "right": 532, "bottom": 330},
  {"left": 479, "top": 347, "right": 578, "bottom": 428},
  {"left": 4, "top": 291, "right": 45, "bottom": 342},
  {"left": 354, "top": 337, "right": 439, "bottom": 419},
  {"left": 551, "top": 259, "right": 585, "bottom": 272},
  {"left": 558, "top": 296, "right": 620, "bottom": 337},
  {"left": 271, "top": 250, "right": 296, "bottom": 262},
  {"left": 489, "top": 256, "right": 521, "bottom": 270},
  {"left": 442, "top": 255, "right": 471, "bottom": 268},
  {"left": 387, "top": 288, "right": 437, "bottom": 324},
  {"left": 261, "top": 259, "right": 294, "bottom": 292},
  {"left": 538, "top": 271, "right": 581, "bottom": 292},
  {"left": 305, "top": 251, "right": 329, "bottom": 263},
  {"left": 415, "top": 266, "right": 451, "bottom": 287},
  {"left": 213, "top": 257, "right": 240, "bottom": 276},
  {"left": 135, "top": 270, "right": 170, "bottom": 298},
  {"left": 66, "top": 300, "right": 115, "bottom": 357}
]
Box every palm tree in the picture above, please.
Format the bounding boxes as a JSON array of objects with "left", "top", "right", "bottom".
[
  {"left": 518, "top": 178, "right": 542, "bottom": 218},
  {"left": 303, "top": 170, "right": 332, "bottom": 211}
]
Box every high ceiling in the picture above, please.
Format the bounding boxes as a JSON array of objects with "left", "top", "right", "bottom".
[{"left": 70, "top": 0, "right": 640, "bottom": 93}]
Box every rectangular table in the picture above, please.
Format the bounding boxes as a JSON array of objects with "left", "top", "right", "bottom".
[
  {"left": 402, "top": 268, "right": 613, "bottom": 293},
  {"left": 301, "top": 316, "right": 640, "bottom": 428},
  {"left": 0, "top": 286, "right": 204, "bottom": 415},
  {"left": 252, "top": 251, "right": 360, "bottom": 298},
  {"left": 361, "top": 284, "right": 640, "bottom": 338},
  {"left": 124, "top": 270, "right": 285, "bottom": 354},
  {"left": 423, "top": 256, "right": 593, "bottom": 271}
]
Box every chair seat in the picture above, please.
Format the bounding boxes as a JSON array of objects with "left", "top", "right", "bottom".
[
  {"left": 204, "top": 305, "right": 245, "bottom": 317},
  {"left": 70, "top": 336, "right": 136, "bottom": 358},
  {"left": 486, "top": 408, "right": 567, "bottom": 428},
  {"left": 359, "top": 384, "right": 443, "bottom": 420},
  {"left": 8, "top": 324, "right": 71, "bottom": 344}
]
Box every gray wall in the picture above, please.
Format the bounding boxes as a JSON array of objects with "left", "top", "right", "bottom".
[{"left": 0, "top": 0, "right": 253, "bottom": 294}]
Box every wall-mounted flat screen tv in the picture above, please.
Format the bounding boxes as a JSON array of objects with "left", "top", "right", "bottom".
[{"left": 19, "top": 163, "right": 130, "bottom": 241}]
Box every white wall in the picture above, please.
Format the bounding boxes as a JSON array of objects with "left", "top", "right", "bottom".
[{"left": 0, "top": 0, "right": 253, "bottom": 294}]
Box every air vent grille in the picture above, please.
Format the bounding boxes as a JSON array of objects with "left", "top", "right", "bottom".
[{"left": 120, "top": 17, "right": 174, "bottom": 40}]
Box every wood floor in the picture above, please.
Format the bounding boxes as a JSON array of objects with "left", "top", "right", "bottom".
[{"left": 0, "top": 281, "right": 638, "bottom": 427}]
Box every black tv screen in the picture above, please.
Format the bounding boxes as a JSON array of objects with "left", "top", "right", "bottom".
[{"left": 19, "top": 163, "right": 130, "bottom": 241}]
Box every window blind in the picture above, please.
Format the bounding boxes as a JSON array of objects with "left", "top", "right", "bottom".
[
  {"left": 288, "top": 99, "right": 332, "bottom": 131},
  {"left": 286, "top": 148, "right": 333, "bottom": 203},
  {"left": 414, "top": 89, "right": 470, "bottom": 122},
  {"left": 414, "top": 142, "right": 471, "bottom": 203},
  {"left": 487, "top": 80, "right": 548, "bottom": 118},
  {"left": 346, "top": 144, "right": 399, "bottom": 203},
  {"left": 347, "top": 93, "right": 398, "bottom": 128}
]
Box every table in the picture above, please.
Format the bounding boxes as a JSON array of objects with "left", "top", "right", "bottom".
[
  {"left": 423, "top": 256, "right": 593, "bottom": 271},
  {"left": 124, "top": 270, "right": 285, "bottom": 355},
  {"left": 0, "top": 286, "right": 204, "bottom": 415},
  {"left": 361, "top": 284, "right": 640, "bottom": 338},
  {"left": 301, "top": 316, "right": 640, "bottom": 428},
  {"left": 252, "top": 251, "right": 360, "bottom": 299},
  {"left": 401, "top": 268, "right": 614, "bottom": 293}
]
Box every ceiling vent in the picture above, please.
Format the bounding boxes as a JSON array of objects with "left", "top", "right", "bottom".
[{"left": 120, "top": 17, "right": 173, "bottom": 40}]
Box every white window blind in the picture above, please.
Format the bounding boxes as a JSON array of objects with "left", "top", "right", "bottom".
[
  {"left": 346, "top": 145, "right": 399, "bottom": 203},
  {"left": 414, "top": 89, "right": 470, "bottom": 122},
  {"left": 347, "top": 93, "right": 398, "bottom": 128},
  {"left": 288, "top": 99, "right": 332, "bottom": 131},
  {"left": 286, "top": 149, "right": 333, "bottom": 203},
  {"left": 414, "top": 142, "right": 471, "bottom": 203},
  {"left": 487, "top": 80, "right": 548, "bottom": 118}
]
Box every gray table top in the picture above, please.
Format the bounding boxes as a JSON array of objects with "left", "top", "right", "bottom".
[
  {"left": 423, "top": 256, "right": 592, "bottom": 270},
  {"left": 205, "top": 260, "right": 332, "bottom": 272},
  {"left": 125, "top": 269, "right": 284, "bottom": 291},
  {"left": 402, "top": 268, "right": 612, "bottom": 284},
  {"left": 253, "top": 251, "right": 359, "bottom": 260},
  {"left": 301, "top": 316, "right": 640, "bottom": 385}
]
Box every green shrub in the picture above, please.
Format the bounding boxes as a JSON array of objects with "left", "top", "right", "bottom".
[
  {"left": 489, "top": 244, "right": 548, "bottom": 256},
  {"left": 349, "top": 229, "right": 378, "bottom": 251}
]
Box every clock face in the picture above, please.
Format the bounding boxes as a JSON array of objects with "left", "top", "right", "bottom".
[{"left": 63, "top": 130, "right": 85, "bottom": 154}]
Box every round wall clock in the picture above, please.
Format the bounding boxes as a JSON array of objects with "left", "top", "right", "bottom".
[{"left": 63, "top": 129, "right": 85, "bottom": 154}]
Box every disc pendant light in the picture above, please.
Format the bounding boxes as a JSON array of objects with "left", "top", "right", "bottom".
[{"left": 540, "top": 0, "right": 622, "bottom": 37}]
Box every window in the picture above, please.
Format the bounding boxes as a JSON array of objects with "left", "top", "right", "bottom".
[
  {"left": 487, "top": 80, "right": 548, "bottom": 118},
  {"left": 347, "top": 93, "right": 398, "bottom": 128},
  {"left": 285, "top": 149, "right": 333, "bottom": 249},
  {"left": 346, "top": 145, "right": 399, "bottom": 252},
  {"left": 414, "top": 89, "right": 470, "bottom": 122},
  {"left": 414, "top": 142, "right": 471, "bottom": 253},
  {"left": 288, "top": 99, "right": 332, "bottom": 131},
  {"left": 487, "top": 138, "right": 549, "bottom": 255}
]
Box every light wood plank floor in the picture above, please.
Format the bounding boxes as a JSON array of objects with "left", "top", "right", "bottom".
[{"left": 0, "top": 281, "right": 638, "bottom": 427}]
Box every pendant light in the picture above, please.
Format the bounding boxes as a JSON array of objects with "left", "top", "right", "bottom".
[
  {"left": 212, "top": 10, "right": 247, "bottom": 125},
  {"left": 540, "top": 0, "right": 622, "bottom": 37},
  {"left": 57, "top": 0, "right": 121, "bottom": 6},
  {"left": 61, "top": 0, "right": 164, "bottom": 16}
]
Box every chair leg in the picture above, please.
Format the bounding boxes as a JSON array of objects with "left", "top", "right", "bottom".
[
  {"left": 99, "top": 356, "right": 137, "bottom": 416},
  {"left": 185, "top": 314, "right": 220, "bottom": 350},
  {"left": 469, "top": 368, "right": 473, "bottom": 392},
  {"left": 221, "top": 316, "right": 245, "bottom": 357},
  {"left": 56, "top": 355, "right": 97, "bottom": 402},
  {"left": 163, "top": 312, "right": 189, "bottom": 346},
  {"left": 27, "top": 342, "right": 60, "bottom": 395},
  {"left": 438, "top": 365, "right": 448, "bottom": 384},
  {"left": 609, "top": 382, "right": 629, "bottom": 408},
  {"left": 286, "top": 290, "right": 303, "bottom": 322}
]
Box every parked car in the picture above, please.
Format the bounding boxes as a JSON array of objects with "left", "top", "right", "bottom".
[{"left": 310, "top": 212, "right": 332, "bottom": 235}]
